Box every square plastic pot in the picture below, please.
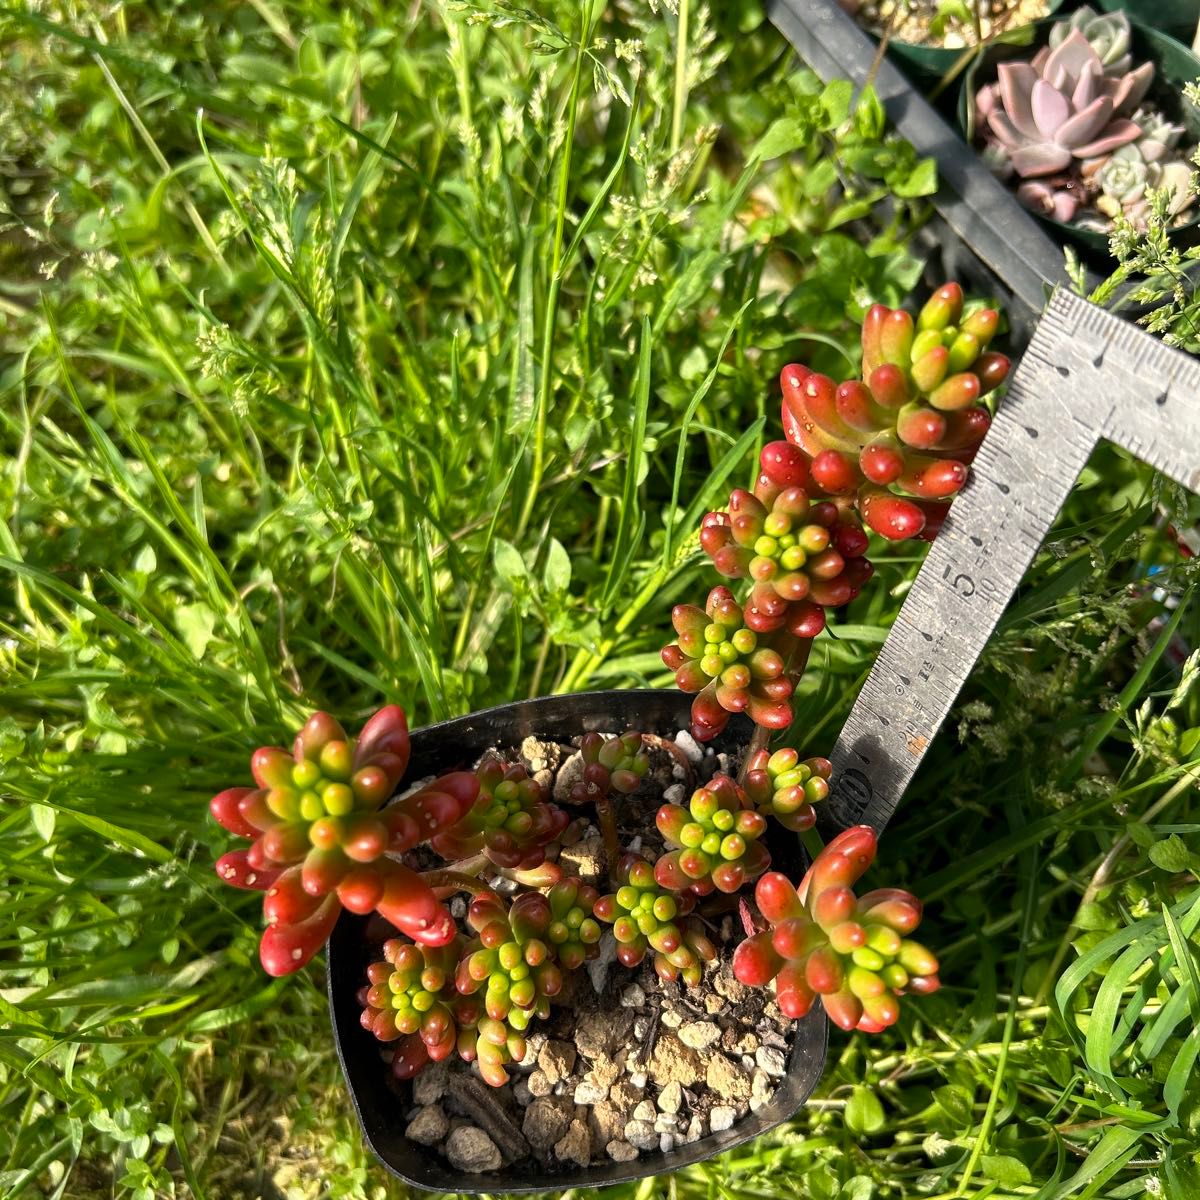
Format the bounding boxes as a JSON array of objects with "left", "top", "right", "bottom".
[{"left": 326, "top": 689, "right": 828, "bottom": 1192}]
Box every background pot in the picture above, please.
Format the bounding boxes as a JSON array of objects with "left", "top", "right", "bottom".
[
  {"left": 883, "top": 0, "right": 1064, "bottom": 82},
  {"left": 958, "top": 13, "right": 1200, "bottom": 256},
  {"left": 327, "top": 689, "right": 829, "bottom": 1193},
  {"left": 1096, "top": 0, "right": 1200, "bottom": 42}
]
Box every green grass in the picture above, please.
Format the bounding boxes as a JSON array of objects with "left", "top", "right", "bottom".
[{"left": 3, "top": 2, "right": 1200, "bottom": 1198}]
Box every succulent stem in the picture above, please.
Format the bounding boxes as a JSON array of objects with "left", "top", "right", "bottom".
[
  {"left": 595, "top": 794, "right": 620, "bottom": 878},
  {"left": 738, "top": 725, "right": 773, "bottom": 788},
  {"left": 421, "top": 869, "right": 496, "bottom": 896}
]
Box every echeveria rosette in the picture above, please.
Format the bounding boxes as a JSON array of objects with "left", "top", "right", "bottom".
[
  {"left": 661, "top": 585, "right": 795, "bottom": 741},
  {"left": 975, "top": 31, "right": 1151, "bottom": 185},
  {"left": 546, "top": 877, "right": 602, "bottom": 970},
  {"left": 743, "top": 747, "right": 832, "bottom": 833},
  {"left": 359, "top": 938, "right": 476, "bottom": 1081},
  {"left": 1049, "top": 5, "right": 1133, "bottom": 76},
  {"left": 593, "top": 854, "right": 717, "bottom": 986},
  {"left": 454, "top": 892, "right": 564, "bottom": 1085},
  {"left": 733, "top": 826, "right": 940, "bottom": 1033},
  {"left": 210, "top": 706, "right": 480, "bottom": 975},
  {"left": 655, "top": 774, "right": 771, "bottom": 897},
  {"left": 1090, "top": 143, "right": 1195, "bottom": 230},
  {"left": 431, "top": 754, "right": 568, "bottom": 872},
  {"left": 779, "top": 283, "right": 1009, "bottom": 542},
  {"left": 700, "top": 483, "right": 873, "bottom": 626}
]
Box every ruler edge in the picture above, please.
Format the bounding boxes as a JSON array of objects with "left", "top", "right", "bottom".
[{"left": 826, "top": 287, "right": 1200, "bottom": 832}]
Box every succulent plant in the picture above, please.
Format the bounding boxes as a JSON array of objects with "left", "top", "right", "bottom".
[
  {"left": 210, "top": 706, "right": 480, "bottom": 975},
  {"left": 1133, "top": 107, "right": 1185, "bottom": 163},
  {"left": 733, "top": 826, "right": 940, "bottom": 1033},
  {"left": 568, "top": 732, "right": 649, "bottom": 802},
  {"left": 1049, "top": 6, "right": 1133, "bottom": 76},
  {"left": 594, "top": 853, "right": 717, "bottom": 985},
  {"left": 454, "top": 891, "right": 565, "bottom": 1085},
  {"left": 565, "top": 731, "right": 649, "bottom": 864},
  {"left": 1089, "top": 143, "right": 1195, "bottom": 229},
  {"left": 1096, "top": 142, "right": 1153, "bottom": 207},
  {"left": 431, "top": 754, "right": 568, "bottom": 871},
  {"left": 359, "top": 938, "right": 475, "bottom": 1080},
  {"left": 700, "top": 484, "right": 873, "bottom": 620},
  {"left": 661, "top": 585, "right": 796, "bottom": 740},
  {"left": 546, "top": 876, "right": 602, "bottom": 970},
  {"left": 743, "top": 747, "right": 832, "bottom": 833},
  {"left": 975, "top": 31, "right": 1151, "bottom": 179},
  {"left": 779, "top": 284, "right": 1008, "bottom": 542},
  {"left": 1014, "top": 174, "right": 1088, "bottom": 223},
  {"left": 655, "top": 774, "right": 771, "bottom": 896}
]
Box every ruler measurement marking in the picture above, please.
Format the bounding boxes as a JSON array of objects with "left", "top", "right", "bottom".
[{"left": 827, "top": 289, "right": 1200, "bottom": 833}]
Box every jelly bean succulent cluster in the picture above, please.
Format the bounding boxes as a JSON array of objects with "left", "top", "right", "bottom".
[
  {"left": 665, "top": 281, "right": 1006, "bottom": 742},
  {"left": 733, "top": 827, "right": 940, "bottom": 1033},
  {"left": 209, "top": 282, "right": 964, "bottom": 1093},
  {"left": 209, "top": 706, "right": 940, "bottom": 1087}
]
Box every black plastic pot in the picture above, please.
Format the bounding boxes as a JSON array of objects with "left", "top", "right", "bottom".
[
  {"left": 327, "top": 689, "right": 829, "bottom": 1193},
  {"left": 881, "top": 0, "right": 1064, "bottom": 83},
  {"left": 1097, "top": 0, "right": 1200, "bottom": 41},
  {"left": 958, "top": 14, "right": 1200, "bottom": 256}
]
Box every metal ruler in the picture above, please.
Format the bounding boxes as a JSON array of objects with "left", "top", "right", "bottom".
[{"left": 827, "top": 288, "right": 1200, "bottom": 833}]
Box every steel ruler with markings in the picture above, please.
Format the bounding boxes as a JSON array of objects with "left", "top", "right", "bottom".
[{"left": 826, "top": 288, "right": 1200, "bottom": 833}]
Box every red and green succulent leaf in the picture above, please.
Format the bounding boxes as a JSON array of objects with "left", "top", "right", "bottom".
[
  {"left": 568, "top": 732, "right": 649, "bottom": 803},
  {"left": 654, "top": 774, "right": 771, "bottom": 897},
  {"left": 743, "top": 747, "right": 832, "bottom": 833},
  {"left": 700, "top": 482, "right": 872, "bottom": 622},
  {"left": 661, "top": 585, "right": 798, "bottom": 741},
  {"left": 210, "top": 706, "right": 480, "bottom": 975},
  {"left": 431, "top": 754, "right": 568, "bottom": 871},
  {"left": 359, "top": 938, "right": 474, "bottom": 1081},
  {"left": 546, "top": 876, "right": 602, "bottom": 970},
  {"left": 732, "top": 825, "right": 940, "bottom": 1033},
  {"left": 594, "top": 854, "right": 717, "bottom": 986},
  {"left": 775, "top": 282, "right": 1009, "bottom": 543},
  {"left": 453, "top": 891, "right": 565, "bottom": 1085}
]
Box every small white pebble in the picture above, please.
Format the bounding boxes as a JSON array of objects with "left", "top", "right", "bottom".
[
  {"left": 710, "top": 1105, "right": 737, "bottom": 1132},
  {"left": 624, "top": 1119, "right": 658, "bottom": 1151},
  {"left": 740, "top": 1055, "right": 756, "bottom": 1072},
  {"left": 633, "top": 1018, "right": 649, "bottom": 1039},
  {"left": 756, "top": 1046, "right": 787, "bottom": 1077},
  {"left": 674, "top": 730, "right": 703, "bottom": 764},
  {"left": 657, "top": 1081, "right": 683, "bottom": 1114},
  {"left": 662, "top": 783, "right": 687, "bottom": 804},
  {"left": 678, "top": 1021, "right": 720, "bottom": 1050},
  {"left": 620, "top": 984, "right": 645, "bottom": 1008},
  {"left": 629, "top": 1071, "right": 648, "bottom": 1089},
  {"left": 654, "top": 1113, "right": 680, "bottom": 1133},
  {"left": 685, "top": 1115, "right": 704, "bottom": 1143},
  {"left": 574, "top": 1079, "right": 608, "bottom": 1105},
  {"left": 632, "top": 1099, "right": 657, "bottom": 1123},
  {"left": 661, "top": 1009, "right": 682, "bottom": 1028},
  {"left": 659, "top": 1132, "right": 675, "bottom": 1152}
]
